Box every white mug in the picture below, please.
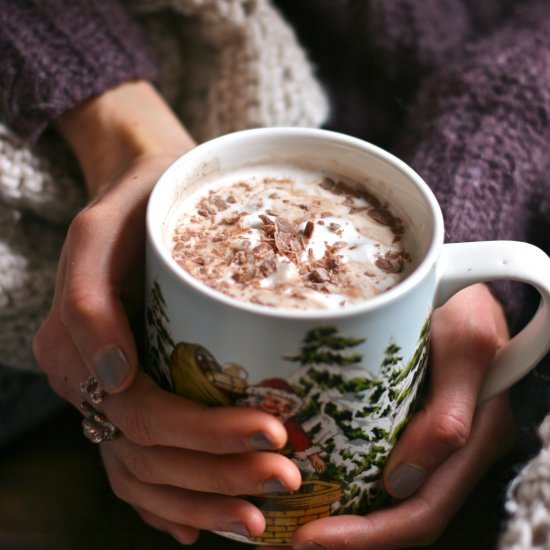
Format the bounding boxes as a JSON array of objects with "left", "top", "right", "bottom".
[{"left": 145, "top": 128, "right": 550, "bottom": 546}]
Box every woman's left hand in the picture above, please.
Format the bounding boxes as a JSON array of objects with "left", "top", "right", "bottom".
[{"left": 259, "top": 283, "right": 515, "bottom": 550}]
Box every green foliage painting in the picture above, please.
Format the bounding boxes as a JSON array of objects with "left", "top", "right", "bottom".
[
  {"left": 285, "top": 327, "right": 366, "bottom": 366},
  {"left": 146, "top": 279, "right": 431, "bottom": 517},
  {"left": 289, "top": 318, "right": 430, "bottom": 515},
  {"left": 145, "top": 281, "right": 174, "bottom": 390}
]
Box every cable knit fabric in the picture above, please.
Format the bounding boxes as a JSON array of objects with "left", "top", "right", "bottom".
[
  {"left": 0, "top": 128, "right": 83, "bottom": 371},
  {"left": 501, "top": 417, "right": 550, "bottom": 549},
  {"left": 0, "top": 0, "right": 329, "bottom": 373},
  {"left": 133, "top": 0, "right": 328, "bottom": 142},
  {"left": 1, "top": 0, "right": 550, "bottom": 547}
]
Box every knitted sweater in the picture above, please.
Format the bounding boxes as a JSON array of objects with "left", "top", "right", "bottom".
[
  {"left": 0, "top": 0, "right": 329, "bottom": 372},
  {"left": 1, "top": 1, "right": 549, "bottom": 548}
]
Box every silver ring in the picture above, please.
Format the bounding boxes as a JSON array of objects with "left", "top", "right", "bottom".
[
  {"left": 80, "top": 375, "right": 105, "bottom": 405},
  {"left": 81, "top": 401, "right": 119, "bottom": 444}
]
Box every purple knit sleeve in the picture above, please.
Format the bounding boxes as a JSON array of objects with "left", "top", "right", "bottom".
[
  {"left": 396, "top": 1, "right": 550, "bottom": 325},
  {"left": 0, "top": 0, "right": 158, "bottom": 143}
]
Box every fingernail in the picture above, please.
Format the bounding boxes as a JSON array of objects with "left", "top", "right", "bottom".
[
  {"left": 263, "top": 477, "right": 288, "bottom": 494},
  {"left": 249, "top": 432, "right": 278, "bottom": 450},
  {"left": 227, "top": 522, "right": 250, "bottom": 539},
  {"left": 297, "top": 542, "right": 327, "bottom": 550},
  {"left": 387, "top": 463, "right": 426, "bottom": 498},
  {"left": 93, "top": 346, "right": 131, "bottom": 391}
]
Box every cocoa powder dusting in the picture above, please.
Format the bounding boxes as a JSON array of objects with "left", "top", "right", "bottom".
[{"left": 170, "top": 170, "right": 412, "bottom": 309}]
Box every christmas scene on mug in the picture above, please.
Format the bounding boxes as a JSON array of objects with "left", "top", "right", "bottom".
[{"left": 146, "top": 281, "right": 430, "bottom": 545}]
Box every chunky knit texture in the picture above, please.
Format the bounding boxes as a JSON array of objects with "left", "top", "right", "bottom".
[
  {"left": 502, "top": 417, "right": 550, "bottom": 549},
  {"left": 1, "top": 1, "right": 550, "bottom": 547},
  {"left": 0, "top": 0, "right": 329, "bottom": 372}
]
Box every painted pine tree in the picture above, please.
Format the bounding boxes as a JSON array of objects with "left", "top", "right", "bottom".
[
  {"left": 145, "top": 280, "right": 174, "bottom": 390},
  {"left": 388, "top": 316, "right": 431, "bottom": 442},
  {"left": 285, "top": 326, "right": 366, "bottom": 366},
  {"left": 287, "top": 319, "right": 431, "bottom": 515}
]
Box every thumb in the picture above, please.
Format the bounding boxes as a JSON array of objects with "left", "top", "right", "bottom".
[
  {"left": 60, "top": 198, "right": 144, "bottom": 393},
  {"left": 383, "top": 287, "right": 505, "bottom": 499}
]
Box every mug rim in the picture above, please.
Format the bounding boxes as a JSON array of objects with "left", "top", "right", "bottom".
[{"left": 146, "top": 127, "right": 444, "bottom": 320}]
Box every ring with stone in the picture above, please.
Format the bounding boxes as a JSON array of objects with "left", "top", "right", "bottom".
[
  {"left": 81, "top": 401, "right": 119, "bottom": 444},
  {"left": 80, "top": 375, "right": 105, "bottom": 405}
]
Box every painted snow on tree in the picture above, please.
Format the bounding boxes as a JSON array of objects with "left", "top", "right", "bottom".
[
  {"left": 145, "top": 280, "right": 431, "bottom": 516},
  {"left": 287, "top": 324, "right": 430, "bottom": 514}
]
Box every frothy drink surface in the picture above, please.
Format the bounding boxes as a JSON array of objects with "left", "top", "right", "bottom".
[{"left": 169, "top": 166, "right": 412, "bottom": 310}]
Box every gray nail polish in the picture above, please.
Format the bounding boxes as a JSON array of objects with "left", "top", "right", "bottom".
[
  {"left": 387, "top": 463, "right": 426, "bottom": 498},
  {"left": 93, "top": 346, "right": 130, "bottom": 391},
  {"left": 227, "top": 522, "right": 250, "bottom": 539},
  {"left": 263, "top": 478, "right": 288, "bottom": 494},
  {"left": 249, "top": 432, "right": 278, "bottom": 450}
]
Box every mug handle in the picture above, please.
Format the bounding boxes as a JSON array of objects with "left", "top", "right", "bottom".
[{"left": 434, "top": 241, "right": 550, "bottom": 402}]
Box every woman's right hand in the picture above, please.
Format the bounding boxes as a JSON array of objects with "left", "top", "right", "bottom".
[{"left": 32, "top": 81, "right": 301, "bottom": 544}]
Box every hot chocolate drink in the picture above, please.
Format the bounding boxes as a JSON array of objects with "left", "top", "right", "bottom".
[{"left": 168, "top": 165, "right": 412, "bottom": 310}]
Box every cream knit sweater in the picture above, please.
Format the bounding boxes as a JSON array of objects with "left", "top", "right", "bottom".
[{"left": 0, "top": 0, "right": 328, "bottom": 373}]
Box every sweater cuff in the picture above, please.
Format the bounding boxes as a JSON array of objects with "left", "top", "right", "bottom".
[{"left": 0, "top": 0, "right": 158, "bottom": 144}]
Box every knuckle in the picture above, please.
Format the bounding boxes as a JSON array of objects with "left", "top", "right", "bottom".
[
  {"left": 121, "top": 448, "right": 156, "bottom": 483},
  {"left": 212, "top": 469, "right": 242, "bottom": 496},
  {"left": 432, "top": 410, "right": 470, "bottom": 450},
  {"left": 122, "top": 407, "right": 156, "bottom": 447},
  {"left": 212, "top": 471, "right": 240, "bottom": 496},
  {"left": 445, "top": 309, "right": 505, "bottom": 361},
  {"left": 434, "top": 293, "right": 507, "bottom": 363},
  {"left": 67, "top": 208, "right": 99, "bottom": 242},
  {"left": 60, "top": 284, "right": 104, "bottom": 328},
  {"left": 60, "top": 209, "right": 111, "bottom": 327},
  {"left": 465, "top": 322, "right": 502, "bottom": 356},
  {"left": 184, "top": 405, "right": 225, "bottom": 451}
]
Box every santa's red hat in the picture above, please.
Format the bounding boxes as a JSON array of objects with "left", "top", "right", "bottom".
[{"left": 247, "top": 378, "right": 302, "bottom": 413}]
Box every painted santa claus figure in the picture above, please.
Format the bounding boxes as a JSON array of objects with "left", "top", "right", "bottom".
[{"left": 240, "top": 378, "right": 326, "bottom": 474}]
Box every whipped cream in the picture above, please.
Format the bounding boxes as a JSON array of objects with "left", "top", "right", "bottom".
[{"left": 169, "top": 165, "right": 411, "bottom": 310}]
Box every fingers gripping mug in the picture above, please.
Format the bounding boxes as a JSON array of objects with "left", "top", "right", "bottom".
[{"left": 145, "top": 128, "right": 550, "bottom": 546}]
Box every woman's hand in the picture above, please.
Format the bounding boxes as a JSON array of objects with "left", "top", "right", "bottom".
[
  {"left": 273, "top": 283, "right": 515, "bottom": 550},
  {"left": 32, "top": 81, "right": 302, "bottom": 544}
]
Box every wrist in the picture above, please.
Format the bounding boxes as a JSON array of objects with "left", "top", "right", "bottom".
[{"left": 56, "top": 80, "right": 195, "bottom": 196}]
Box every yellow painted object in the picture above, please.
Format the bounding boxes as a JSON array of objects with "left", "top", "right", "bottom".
[
  {"left": 252, "top": 481, "right": 342, "bottom": 545},
  {"left": 209, "top": 363, "right": 248, "bottom": 394},
  {"left": 170, "top": 343, "right": 231, "bottom": 406}
]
